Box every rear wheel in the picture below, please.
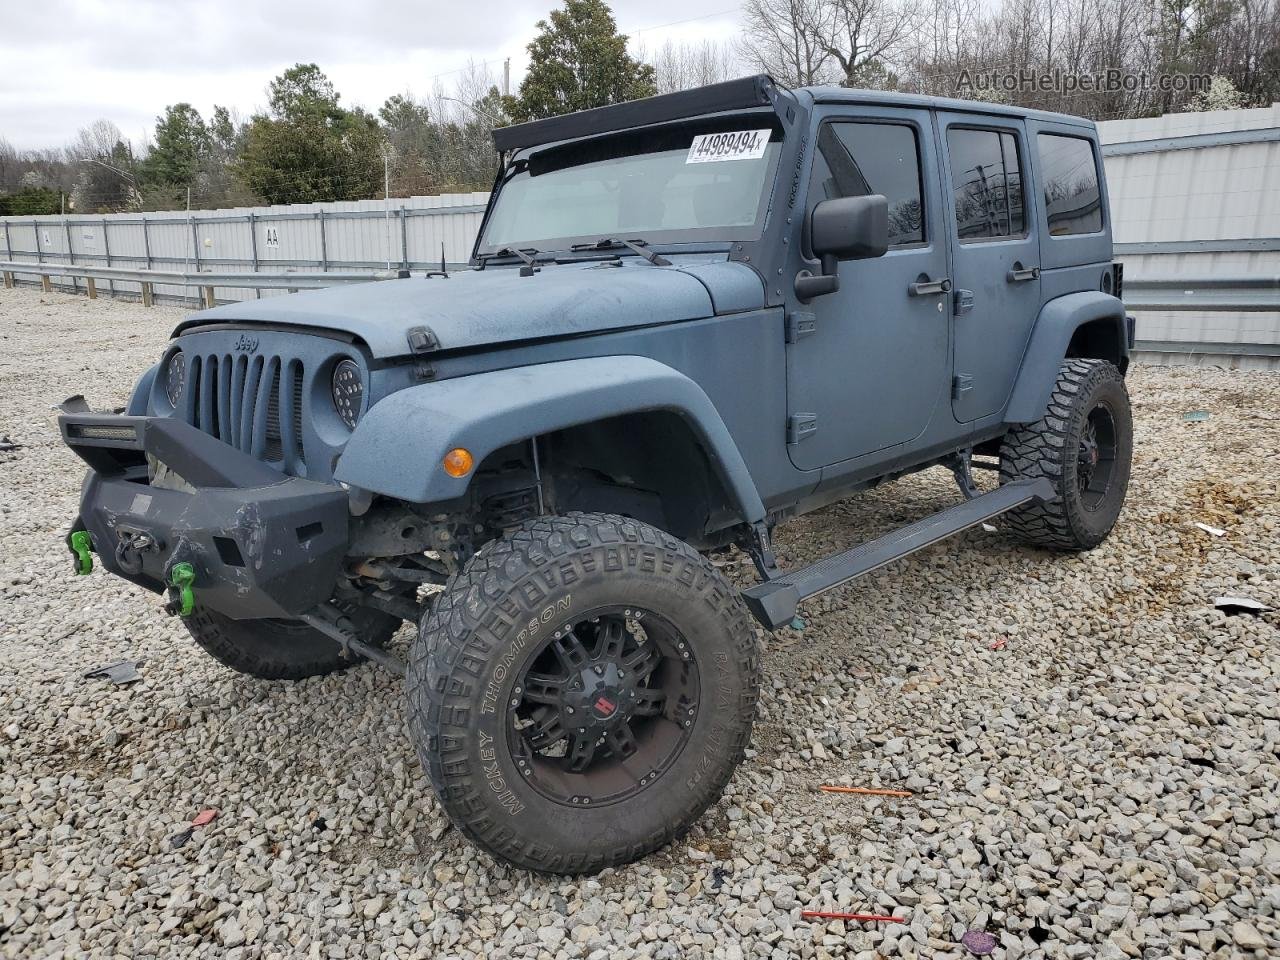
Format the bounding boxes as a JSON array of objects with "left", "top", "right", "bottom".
[
  {"left": 999, "top": 358, "right": 1132, "bottom": 550},
  {"left": 183, "top": 603, "right": 402, "bottom": 680},
  {"left": 408, "top": 512, "right": 760, "bottom": 874}
]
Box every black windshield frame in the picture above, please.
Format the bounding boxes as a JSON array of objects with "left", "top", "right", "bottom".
[{"left": 474, "top": 109, "right": 786, "bottom": 259}]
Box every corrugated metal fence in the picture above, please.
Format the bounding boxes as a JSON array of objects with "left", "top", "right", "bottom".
[
  {"left": 1099, "top": 105, "right": 1280, "bottom": 369},
  {"left": 0, "top": 192, "right": 488, "bottom": 303}
]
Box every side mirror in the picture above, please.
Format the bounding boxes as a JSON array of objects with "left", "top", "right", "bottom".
[{"left": 795, "top": 195, "right": 889, "bottom": 301}]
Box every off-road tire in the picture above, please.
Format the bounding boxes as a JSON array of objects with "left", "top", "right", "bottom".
[
  {"left": 999, "top": 358, "right": 1132, "bottom": 550},
  {"left": 183, "top": 604, "right": 402, "bottom": 680},
  {"left": 407, "top": 512, "right": 760, "bottom": 874}
]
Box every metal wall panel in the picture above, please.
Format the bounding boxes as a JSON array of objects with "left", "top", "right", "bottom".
[{"left": 1098, "top": 106, "right": 1280, "bottom": 368}]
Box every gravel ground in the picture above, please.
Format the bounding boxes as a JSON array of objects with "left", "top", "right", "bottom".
[{"left": 1, "top": 285, "right": 1278, "bottom": 960}]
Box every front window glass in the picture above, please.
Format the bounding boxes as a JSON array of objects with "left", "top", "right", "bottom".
[
  {"left": 810, "top": 121, "right": 925, "bottom": 246},
  {"left": 479, "top": 120, "right": 782, "bottom": 252}
]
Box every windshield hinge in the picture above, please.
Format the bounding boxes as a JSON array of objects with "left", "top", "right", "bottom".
[
  {"left": 407, "top": 325, "right": 440, "bottom": 381},
  {"left": 785, "top": 311, "right": 817, "bottom": 343},
  {"left": 786, "top": 413, "right": 818, "bottom": 444}
]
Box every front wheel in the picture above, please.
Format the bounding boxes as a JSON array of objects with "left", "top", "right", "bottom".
[
  {"left": 999, "top": 358, "right": 1133, "bottom": 550},
  {"left": 407, "top": 512, "right": 760, "bottom": 874}
]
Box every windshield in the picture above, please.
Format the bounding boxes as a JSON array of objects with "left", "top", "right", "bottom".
[{"left": 479, "top": 117, "right": 783, "bottom": 254}]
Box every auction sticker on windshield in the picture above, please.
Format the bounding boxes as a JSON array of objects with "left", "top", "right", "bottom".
[{"left": 686, "top": 130, "right": 772, "bottom": 163}]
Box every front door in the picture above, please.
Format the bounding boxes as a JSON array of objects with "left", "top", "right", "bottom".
[
  {"left": 786, "top": 108, "right": 951, "bottom": 472},
  {"left": 936, "top": 113, "right": 1042, "bottom": 422}
]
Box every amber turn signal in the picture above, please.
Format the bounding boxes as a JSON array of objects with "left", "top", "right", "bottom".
[{"left": 442, "top": 447, "right": 474, "bottom": 477}]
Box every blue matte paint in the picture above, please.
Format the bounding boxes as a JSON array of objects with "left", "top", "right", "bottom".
[
  {"left": 127, "top": 364, "right": 159, "bottom": 415},
  {"left": 335, "top": 356, "right": 768, "bottom": 522},
  {"left": 1005, "top": 291, "right": 1127, "bottom": 423},
  {"left": 176, "top": 257, "right": 766, "bottom": 358},
  {"left": 935, "top": 111, "right": 1043, "bottom": 423}
]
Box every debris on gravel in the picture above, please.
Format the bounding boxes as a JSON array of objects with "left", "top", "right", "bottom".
[{"left": 2, "top": 286, "right": 1278, "bottom": 959}]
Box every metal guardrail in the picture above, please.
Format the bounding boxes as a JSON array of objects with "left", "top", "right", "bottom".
[
  {"left": 1122, "top": 275, "right": 1280, "bottom": 312},
  {"left": 0, "top": 259, "right": 404, "bottom": 306}
]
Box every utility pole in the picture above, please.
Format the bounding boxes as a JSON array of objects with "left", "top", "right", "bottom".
[
  {"left": 503, "top": 58, "right": 511, "bottom": 96},
  {"left": 384, "top": 150, "right": 392, "bottom": 270}
]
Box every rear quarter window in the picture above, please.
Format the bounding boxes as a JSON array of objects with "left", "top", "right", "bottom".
[{"left": 1037, "top": 134, "right": 1103, "bottom": 236}]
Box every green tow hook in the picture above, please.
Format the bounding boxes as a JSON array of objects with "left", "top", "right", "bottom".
[
  {"left": 169, "top": 562, "right": 196, "bottom": 617},
  {"left": 70, "top": 530, "right": 93, "bottom": 575}
]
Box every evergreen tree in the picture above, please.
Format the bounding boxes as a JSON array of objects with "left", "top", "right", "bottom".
[{"left": 505, "top": 0, "right": 656, "bottom": 122}]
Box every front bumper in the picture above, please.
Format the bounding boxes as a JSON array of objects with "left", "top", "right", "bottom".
[{"left": 60, "top": 413, "right": 349, "bottom": 620}]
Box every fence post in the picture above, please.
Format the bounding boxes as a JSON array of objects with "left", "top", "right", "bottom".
[
  {"left": 2, "top": 220, "right": 10, "bottom": 260},
  {"left": 101, "top": 217, "right": 115, "bottom": 298},
  {"left": 141, "top": 282, "right": 154, "bottom": 307},
  {"left": 41, "top": 275, "right": 52, "bottom": 293},
  {"left": 86, "top": 277, "right": 98, "bottom": 299},
  {"left": 248, "top": 212, "right": 260, "bottom": 299},
  {"left": 399, "top": 206, "right": 408, "bottom": 270},
  {"left": 33, "top": 219, "right": 42, "bottom": 263},
  {"left": 318, "top": 211, "right": 328, "bottom": 271},
  {"left": 64, "top": 218, "right": 78, "bottom": 294},
  {"left": 3, "top": 272, "right": 13, "bottom": 288},
  {"left": 201, "top": 285, "right": 215, "bottom": 308},
  {"left": 142, "top": 216, "right": 152, "bottom": 269}
]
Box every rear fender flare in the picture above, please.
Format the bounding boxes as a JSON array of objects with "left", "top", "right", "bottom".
[
  {"left": 1005, "top": 291, "right": 1128, "bottom": 424},
  {"left": 335, "top": 355, "right": 767, "bottom": 524}
]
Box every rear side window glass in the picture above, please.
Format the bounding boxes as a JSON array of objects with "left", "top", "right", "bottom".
[
  {"left": 1037, "top": 134, "right": 1103, "bottom": 236},
  {"left": 810, "top": 121, "right": 924, "bottom": 246},
  {"left": 946, "top": 127, "right": 1025, "bottom": 240}
]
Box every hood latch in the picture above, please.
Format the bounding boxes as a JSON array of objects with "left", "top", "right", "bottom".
[{"left": 406, "top": 325, "right": 440, "bottom": 381}]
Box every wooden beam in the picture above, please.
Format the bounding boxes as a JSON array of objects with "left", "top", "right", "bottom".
[
  {"left": 141, "top": 282, "right": 154, "bottom": 307},
  {"left": 86, "top": 277, "right": 98, "bottom": 299},
  {"left": 2, "top": 271, "right": 12, "bottom": 289},
  {"left": 201, "top": 285, "right": 215, "bottom": 308},
  {"left": 41, "top": 275, "right": 52, "bottom": 293}
]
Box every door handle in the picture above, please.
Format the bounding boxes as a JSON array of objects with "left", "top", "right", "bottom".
[
  {"left": 1006, "top": 263, "right": 1040, "bottom": 283},
  {"left": 908, "top": 276, "right": 952, "bottom": 297}
]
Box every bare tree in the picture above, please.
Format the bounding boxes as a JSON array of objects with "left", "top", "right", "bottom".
[
  {"left": 740, "top": 0, "right": 839, "bottom": 85},
  {"left": 643, "top": 39, "right": 742, "bottom": 94},
  {"left": 817, "top": 0, "right": 925, "bottom": 86}
]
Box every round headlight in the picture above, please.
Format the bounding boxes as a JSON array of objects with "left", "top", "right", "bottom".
[
  {"left": 332, "top": 359, "right": 363, "bottom": 429},
  {"left": 165, "top": 351, "right": 186, "bottom": 407}
]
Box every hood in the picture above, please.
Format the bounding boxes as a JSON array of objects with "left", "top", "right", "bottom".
[{"left": 175, "top": 257, "right": 766, "bottom": 359}]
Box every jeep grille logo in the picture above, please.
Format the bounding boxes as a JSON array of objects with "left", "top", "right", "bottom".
[{"left": 233, "top": 334, "right": 259, "bottom": 353}]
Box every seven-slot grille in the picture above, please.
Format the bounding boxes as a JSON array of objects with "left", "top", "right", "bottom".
[{"left": 184, "top": 353, "right": 305, "bottom": 473}]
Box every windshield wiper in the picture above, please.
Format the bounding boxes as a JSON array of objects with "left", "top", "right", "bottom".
[
  {"left": 477, "top": 246, "right": 541, "bottom": 273},
  {"left": 570, "top": 238, "right": 671, "bottom": 267}
]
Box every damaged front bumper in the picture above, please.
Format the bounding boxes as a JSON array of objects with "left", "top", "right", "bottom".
[{"left": 59, "top": 413, "right": 350, "bottom": 620}]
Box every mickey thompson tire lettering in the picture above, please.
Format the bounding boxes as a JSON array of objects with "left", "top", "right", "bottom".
[{"left": 406, "top": 512, "right": 761, "bottom": 874}]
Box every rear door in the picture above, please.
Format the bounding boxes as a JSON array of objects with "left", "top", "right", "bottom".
[
  {"left": 786, "top": 107, "right": 951, "bottom": 471},
  {"left": 937, "top": 114, "right": 1042, "bottom": 422}
]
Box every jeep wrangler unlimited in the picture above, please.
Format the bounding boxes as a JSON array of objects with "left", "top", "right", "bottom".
[{"left": 60, "top": 76, "right": 1132, "bottom": 874}]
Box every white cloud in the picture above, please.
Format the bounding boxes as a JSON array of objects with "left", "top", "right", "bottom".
[{"left": 1, "top": 0, "right": 744, "bottom": 149}]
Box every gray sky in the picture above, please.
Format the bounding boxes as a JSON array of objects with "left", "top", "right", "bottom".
[{"left": 1, "top": 0, "right": 744, "bottom": 150}]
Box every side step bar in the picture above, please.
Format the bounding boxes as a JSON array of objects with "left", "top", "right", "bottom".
[{"left": 742, "top": 477, "right": 1056, "bottom": 630}]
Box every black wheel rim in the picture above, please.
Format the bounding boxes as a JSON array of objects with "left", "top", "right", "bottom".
[
  {"left": 506, "top": 606, "right": 699, "bottom": 808},
  {"left": 1076, "top": 402, "right": 1118, "bottom": 510}
]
